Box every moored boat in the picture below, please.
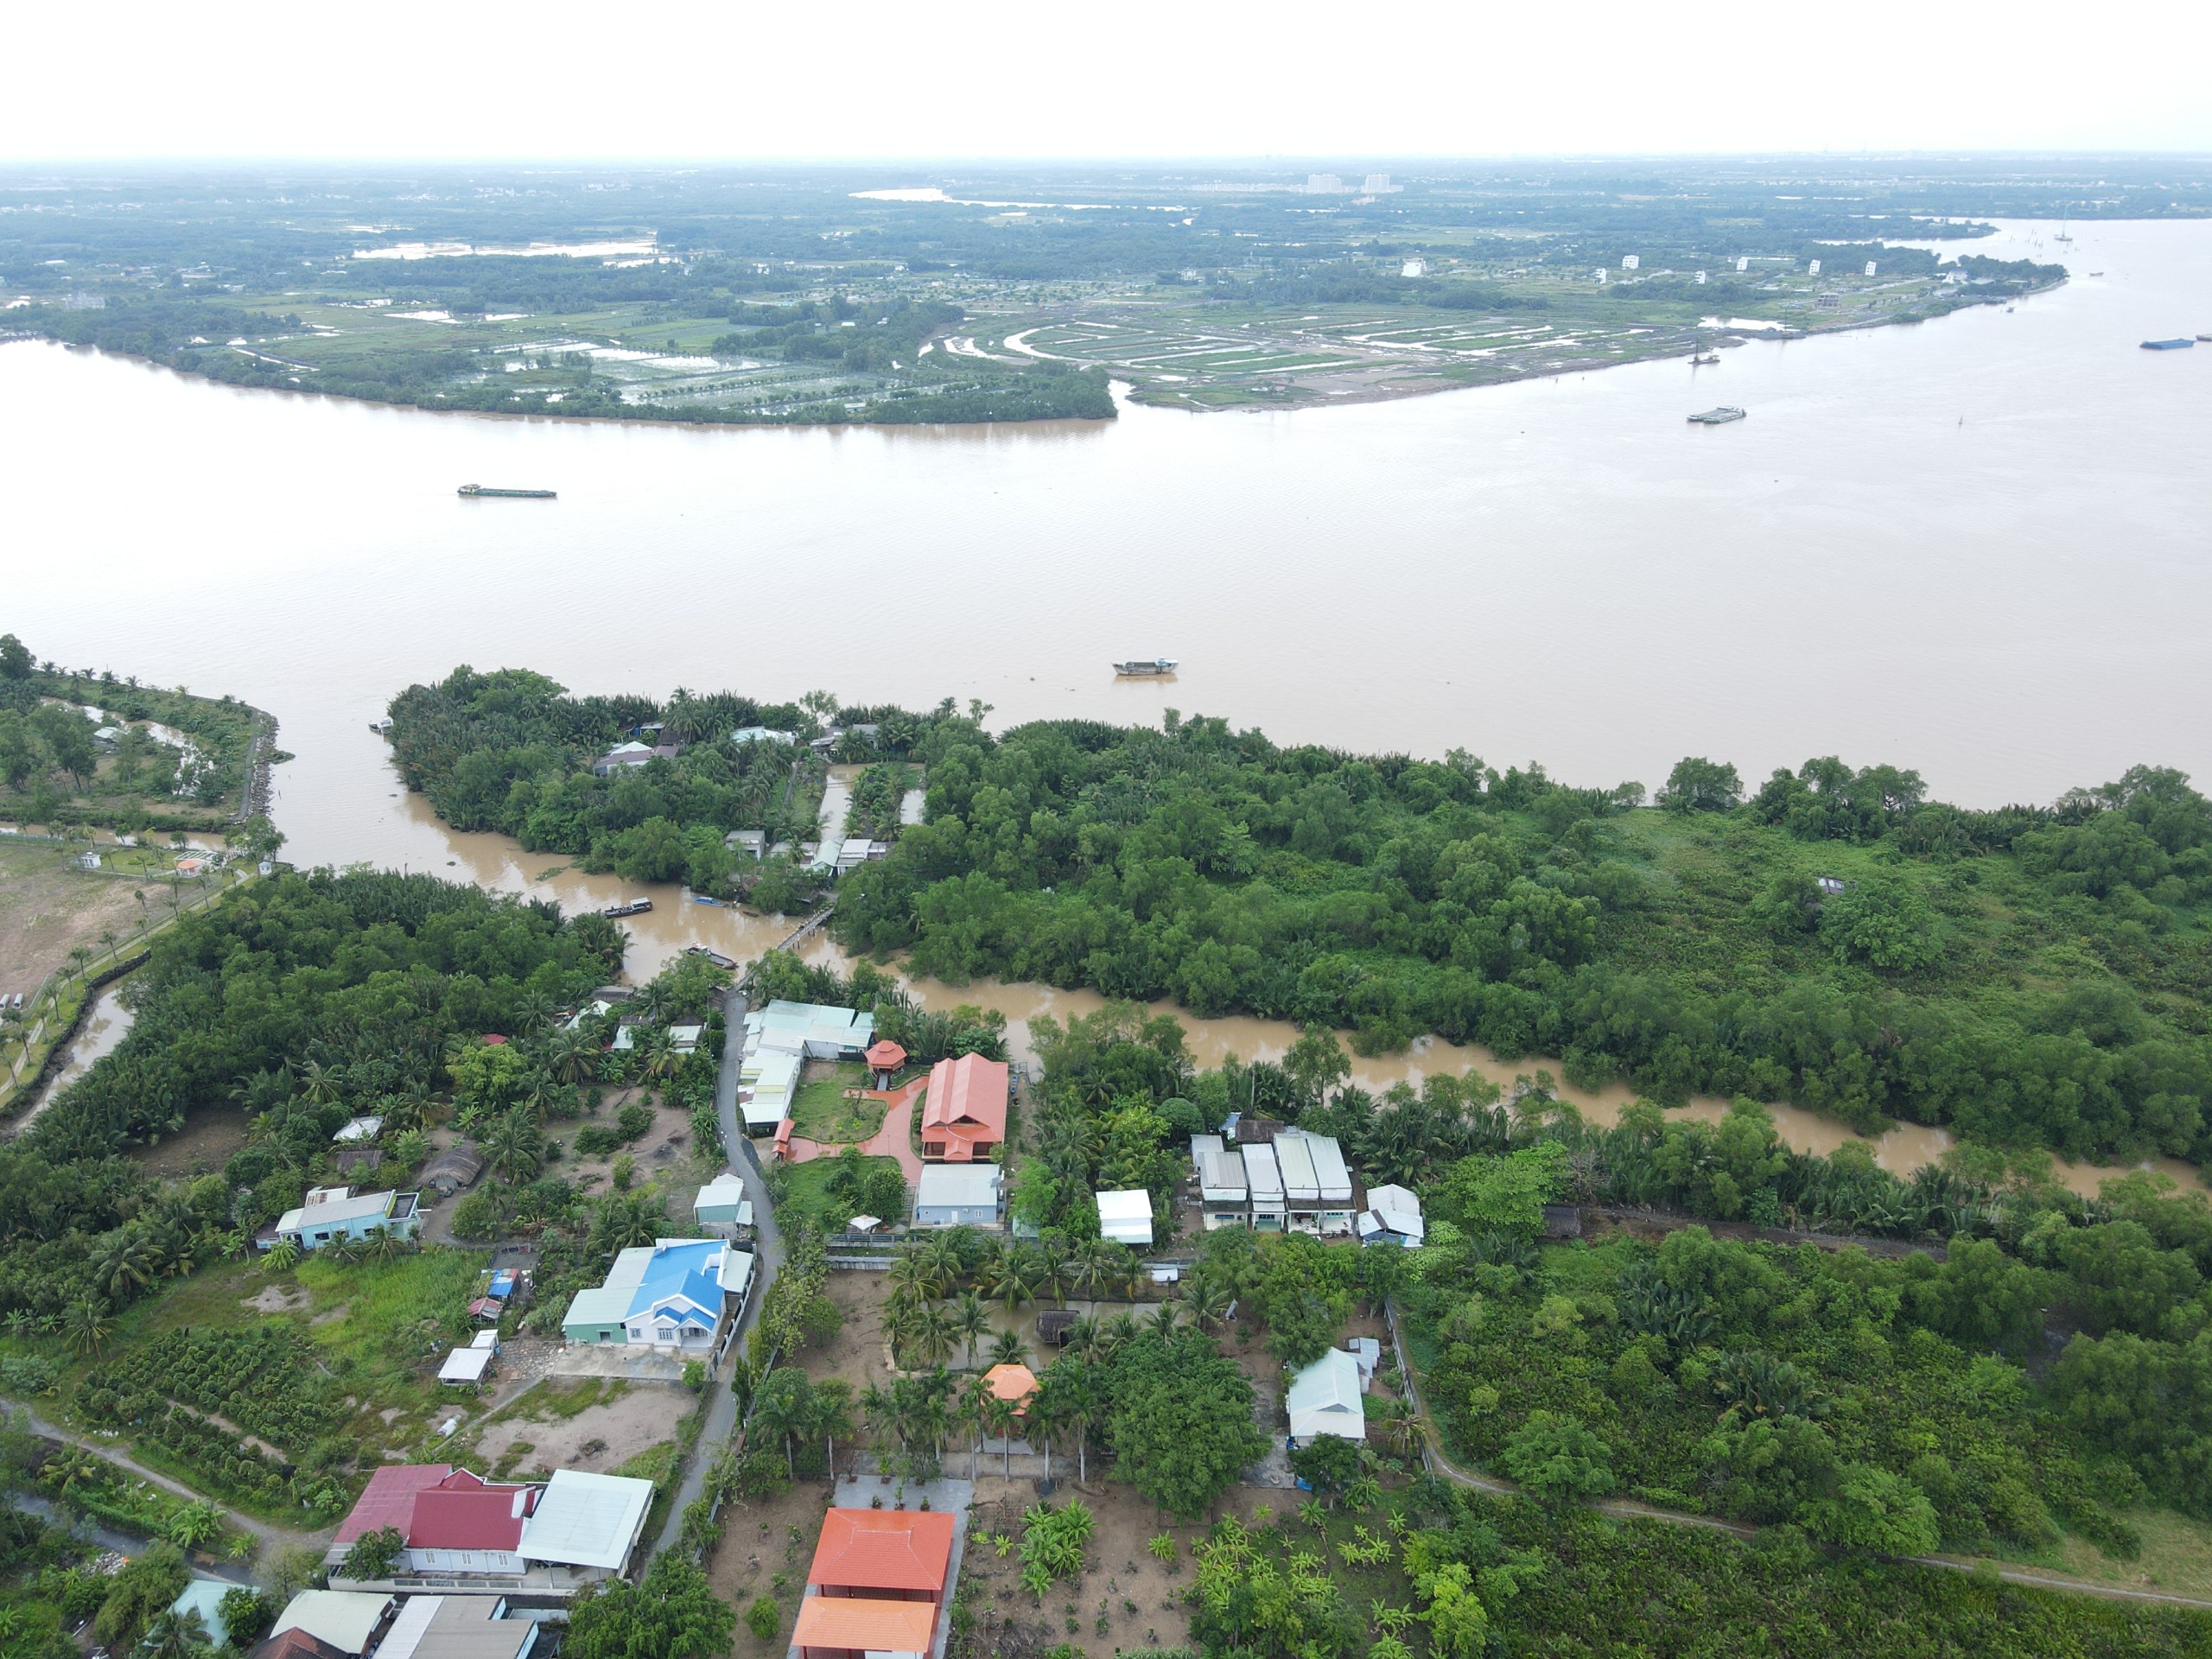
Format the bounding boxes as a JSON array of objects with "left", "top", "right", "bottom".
[
  {"left": 601, "top": 899, "right": 654, "bottom": 918},
  {"left": 1113, "top": 658, "right": 1179, "bottom": 677}
]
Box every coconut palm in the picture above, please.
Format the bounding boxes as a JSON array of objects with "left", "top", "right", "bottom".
[
  {"left": 92, "top": 1234, "right": 156, "bottom": 1300},
  {"left": 987, "top": 1327, "right": 1029, "bottom": 1370},
  {"left": 1181, "top": 1272, "right": 1233, "bottom": 1332},
  {"left": 918, "top": 1231, "right": 965, "bottom": 1298},
  {"left": 141, "top": 1607, "right": 212, "bottom": 1659},
  {"left": 296, "top": 1057, "right": 345, "bottom": 1109},
  {"left": 1072, "top": 1238, "right": 1118, "bottom": 1303},
  {"left": 910, "top": 1303, "right": 957, "bottom": 1370},
  {"left": 1033, "top": 1239, "right": 1071, "bottom": 1308},
  {"left": 544, "top": 1027, "right": 599, "bottom": 1088},
  {"left": 951, "top": 1292, "right": 990, "bottom": 1368},
  {"left": 986, "top": 1254, "right": 1035, "bottom": 1316},
  {"left": 1146, "top": 1300, "right": 1181, "bottom": 1337},
  {"left": 480, "top": 1110, "right": 546, "bottom": 1184}
]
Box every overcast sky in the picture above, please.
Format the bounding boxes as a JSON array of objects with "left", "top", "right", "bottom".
[{"left": 5, "top": 0, "right": 2209, "bottom": 162}]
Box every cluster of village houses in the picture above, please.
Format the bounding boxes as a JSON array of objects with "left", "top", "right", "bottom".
[{"left": 204, "top": 993, "right": 1434, "bottom": 1659}]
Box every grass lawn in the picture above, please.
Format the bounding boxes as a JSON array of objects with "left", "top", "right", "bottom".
[
  {"left": 774, "top": 1154, "right": 906, "bottom": 1231},
  {"left": 787, "top": 1063, "right": 885, "bottom": 1144}
]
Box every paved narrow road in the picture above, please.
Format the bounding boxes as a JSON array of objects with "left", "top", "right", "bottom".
[{"left": 652, "top": 988, "right": 784, "bottom": 1556}]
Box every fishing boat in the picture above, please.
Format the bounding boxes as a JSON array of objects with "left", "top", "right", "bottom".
[
  {"left": 2140, "top": 339, "right": 2195, "bottom": 352},
  {"left": 601, "top": 899, "right": 654, "bottom": 918},
  {"left": 1687, "top": 407, "right": 1746, "bottom": 425},
  {"left": 458, "top": 484, "right": 557, "bottom": 499},
  {"left": 1113, "top": 658, "right": 1179, "bottom": 677},
  {"left": 686, "top": 945, "right": 739, "bottom": 970},
  {"left": 369, "top": 717, "right": 392, "bottom": 734},
  {"left": 1690, "top": 352, "right": 1721, "bottom": 365}
]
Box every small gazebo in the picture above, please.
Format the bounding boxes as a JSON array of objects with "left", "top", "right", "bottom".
[
  {"left": 864, "top": 1039, "right": 908, "bottom": 1090},
  {"left": 982, "top": 1362, "right": 1039, "bottom": 1421}
]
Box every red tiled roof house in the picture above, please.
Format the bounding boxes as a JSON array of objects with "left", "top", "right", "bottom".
[
  {"left": 329, "top": 1466, "right": 536, "bottom": 1578},
  {"left": 799, "top": 1509, "right": 954, "bottom": 1659},
  {"left": 918, "top": 1053, "right": 1007, "bottom": 1162}
]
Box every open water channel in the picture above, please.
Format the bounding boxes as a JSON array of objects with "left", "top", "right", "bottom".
[{"left": 4, "top": 219, "right": 2207, "bottom": 1193}]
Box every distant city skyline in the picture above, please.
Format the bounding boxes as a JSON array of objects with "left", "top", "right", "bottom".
[{"left": 4, "top": 0, "right": 2209, "bottom": 161}]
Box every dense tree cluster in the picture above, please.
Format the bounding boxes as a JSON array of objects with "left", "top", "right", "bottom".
[{"left": 828, "top": 717, "right": 2212, "bottom": 1166}]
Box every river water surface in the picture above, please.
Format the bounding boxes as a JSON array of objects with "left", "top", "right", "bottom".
[{"left": 4, "top": 218, "right": 2207, "bottom": 1194}]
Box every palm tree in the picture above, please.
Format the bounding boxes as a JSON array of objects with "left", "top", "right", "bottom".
[
  {"left": 1027, "top": 1377, "right": 1068, "bottom": 1483},
  {"left": 261, "top": 1238, "right": 300, "bottom": 1274},
  {"left": 92, "top": 1234, "right": 156, "bottom": 1300},
  {"left": 987, "top": 1255, "right": 1035, "bottom": 1316},
  {"left": 952, "top": 1292, "right": 990, "bottom": 1369},
  {"left": 886, "top": 1249, "right": 932, "bottom": 1307},
  {"left": 983, "top": 1391, "right": 1020, "bottom": 1480},
  {"left": 1146, "top": 1300, "right": 1181, "bottom": 1337},
  {"left": 1034, "top": 1240, "right": 1071, "bottom": 1308},
  {"left": 141, "top": 1607, "right": 212, "bottom": 1659},
  {"left": 641, "top": 1027, "right": 682, "bottom": 1084},
  {"left": 296, "top": 1057, "right": 344, "bottom": 1109},
  {"left": 861, "top": 1381, "right": 897, "bottom": 1458},
  {"left": 911, "top": 1303, "right": 957, "bottom": 1370},
  {"left": 960, "top": 1373, "right": 994, "bottom": 1478},
  {"left": 815, "top": 1379, "right": 855, "bottom": 1480},
  {"left": 919, "top": 1232, "right": 965, "bottom": 1299},
  {"left": 3, "top": 1308, "right": 35, "bottom": 1344},
  {"left": 480, "top": 1110, "right": 546, "bottom": 1184},
  {"left": 987, "top": 1327, "right": 1028, "bottom": 1370},
  {"left": 1072, "top": 1238, "right": 1117, "bottom": 1304},
  {"left": 545, "top": 1027, "right": 599, "bottom": 1087},
  {"left": 62, "top": 1300, "right": 111, "bottom": 1357},
  {"left": 40, "top": 1446, "right": 100, "bottom": 1496},
  {"left": 752, "top": 1368, "right": 817, "bottom": 1479},
  {"left": 1182, "top": 1273, "right": 1232, "bottom": 1332}
]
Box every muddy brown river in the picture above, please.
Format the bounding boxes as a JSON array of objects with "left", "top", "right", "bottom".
[{"left": 5, "top": 219, "right": 2207, "bottom": 1196}]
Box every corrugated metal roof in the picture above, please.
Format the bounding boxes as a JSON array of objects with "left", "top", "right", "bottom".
[
  {"left": 1274, "top": 1134, "right": 1319, "bottom": 1201},
  {"left": 1191, "top": 1134, "right": 1247, "bottom": 1198},
  {"left": 1243, "top": 1141, "right": 1285, "bottom": 1202},
  {"left": 916, "top": 1165, "right": 1001, "bottom": 1208},
  {"left": 335, "top": 1465, "right": 454, "bottom": 1543},
  {"left": 518, "top": 1470, "right": 652, "bottom": 1571}
]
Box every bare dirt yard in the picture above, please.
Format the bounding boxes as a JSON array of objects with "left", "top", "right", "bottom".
[
  {"left": 130, "top": 1102, "right": 251, "bottom": 1178},
  {"left": 0, "top": 837, "right": 152, "bottom": 1001},
  {"left": 474, "top": 1375, "right": 693, "bottom": 1482}
]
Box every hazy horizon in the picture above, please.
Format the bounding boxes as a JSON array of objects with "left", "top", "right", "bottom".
[{"left": 8, "top": 0, "right": 2210, "bottom": 162}]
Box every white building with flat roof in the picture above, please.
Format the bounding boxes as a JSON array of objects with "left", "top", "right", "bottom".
[{"left": 1095, "top": 1189, "right": 1154, "bottom": 1248}]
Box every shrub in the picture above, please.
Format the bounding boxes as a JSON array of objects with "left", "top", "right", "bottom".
[{"left": 746, "top": 1595, "right": 780, "bottom": 1642}]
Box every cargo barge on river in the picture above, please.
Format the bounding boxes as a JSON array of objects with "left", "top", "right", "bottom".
[{"left": 458, "top": 484, "right": 557, "bottom": 498}]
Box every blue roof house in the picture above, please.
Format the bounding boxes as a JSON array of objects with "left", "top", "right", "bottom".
[{"left": 561, "top": 1239, "right": 753, "bottom": 1352}]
